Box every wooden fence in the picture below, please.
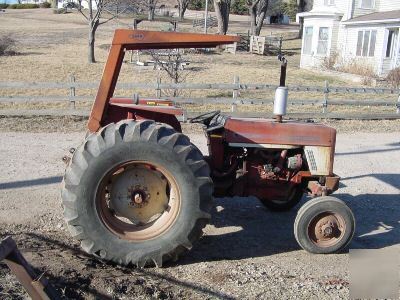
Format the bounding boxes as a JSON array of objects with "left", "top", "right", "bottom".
[
  {"left": 249, "top": 36, "right": 282, "bottom": 55},
  {"left": 192, "top": 16, "right": 217, "bottom": 28},
  {"left": 0, "top": 76, "right": 399, "bottom": 119}
]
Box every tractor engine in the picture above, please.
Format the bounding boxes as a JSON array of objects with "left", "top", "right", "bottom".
[{"left": 212, "top": 146, "right": 306, "bottom": 207}]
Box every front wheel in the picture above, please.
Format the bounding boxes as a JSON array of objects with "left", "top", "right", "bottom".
[
  {"left": 294, "top": 196, "right": 355, "bottom": 254},
  {"left": 61, "top": 120, "right": 213, "bottom": 267}
]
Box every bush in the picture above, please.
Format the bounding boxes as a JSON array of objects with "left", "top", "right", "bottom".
[
  {"left": 0, "top": 34, "right": 17, "bottom": 56},
  {"left": 386, "top": 67, "right": 400, "bottom": 88},
  {"left": 281, "top": 0, "right": 298, "bottom": 21},
  {"left": 335, "top": 58, "right": 377, "bottom": 86},
  {"left": 231, "top": 0, "right": 247, "bottom": 15},
  {"left": 188, "top": 0, "right": 207, "bottom": 10},
  {"left": 0, "top": 3, "right": 8, "bottom": 9},
  {"left": 53, "top": 8, "right": 66, "bottom": 14},
  {"left": 8, "top": 3, "right": 39, "bottom": 9},
  {"left": 39, "top": 2, "right": 51, "bottom": 8},
  {"left": 338, "top": 58, "right": 376, "bottom": 78},
  {"left": 321, "top": 51, "right": 339, "bottom": 70}
]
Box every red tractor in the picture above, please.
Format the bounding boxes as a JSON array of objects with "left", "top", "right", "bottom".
[{"left": 62, "top": 30, "right": 355, "bottom": 267}]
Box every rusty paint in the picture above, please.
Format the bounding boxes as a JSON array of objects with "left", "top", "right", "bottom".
[
  {"left": 87, "top": 30, "right": 239, "bottom": 133},
  {"left": 325, "top": 175, "right": 340, "bottom": 192},
  {"left": 224, "top": 118, "right": 336, "bottom": 147}
]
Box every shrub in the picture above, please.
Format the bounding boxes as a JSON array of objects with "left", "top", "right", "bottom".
[
  {"left": 331, "top": 57, "right": 376, "bottom": 85},
  {"left": 53, "top": 7, "right": 66, "bottom": 14},
  {"left": 338, "top": 58, "right": 376, "bottom": 78},
  {"left": 386, "top": 67, "right": 400, "bottom": 88},
  {"left": 0, "top": 34, "right": 17, "bottom": 56},
  {"left": 321, "top": 51, "right": 339, "bottom": 70},
  {"left": 39, "top": 2, "right": 51, "bottom": 8},
  {"left": 8, "top": 3, "right": 39, "bottom": 9},
  {"left": 231, "top": 0, "right": 247, "bottom": 15},
  {"left": 281, "top": 0, "right": 298, "bottom": 21},
  {"left": 188, "top": 0, "right": 206, "bottom": 10},
  {"left": 0, "top": 3, "right": 8, "bottom": 9}
]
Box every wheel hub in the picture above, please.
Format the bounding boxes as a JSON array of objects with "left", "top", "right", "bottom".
[
  {"left": 110, "top": 165, "right": 169, "bottom": 224},
  {"left": 315, "top": 216, "right": 339, "bottom": 240},
  {"left": 128, "top": 185, "right": 150, "bottom": 208},
  {"left": 308, "top": 212, "right": 346, "bottom": 247}
]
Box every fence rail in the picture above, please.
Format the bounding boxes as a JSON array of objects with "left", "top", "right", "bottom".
[
  {"left": 1, "top": 80, "right": 399, "bottom": 94},
  {"left": 1, "top": 76, "right": 400, "bottom": 119}
]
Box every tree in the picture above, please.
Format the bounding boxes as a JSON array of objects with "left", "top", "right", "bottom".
[
  {"left": 137, "top": 0, "right": 159, "bottom": 20},
  {"left": 176, "top": 0, "right": 190, "bottom": 20},
  {"left": 77, "top": 0, "right": 129, "bottom": 63},
  {"left": 214, "top": 0, "right": 231, "bottom": 35},
  {"left": 231, "top": 0, "right": 247, "bottom": 14},
  {"left": 297, "top": 0, "right": 307, "bottom": 38},
  {"left": 248, "top": 0, "right": 269, "bottom": 36},
  {"left": 150, "top": 50, "right": 190, "bottom": 97}
]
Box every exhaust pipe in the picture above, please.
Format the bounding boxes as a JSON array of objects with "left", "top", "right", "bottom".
[{"left": 274, "top": 56, "right": 288, "bottom": 123}]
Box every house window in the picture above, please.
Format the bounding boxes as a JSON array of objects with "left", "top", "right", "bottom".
[
  {"left": 317, "top": 27, "right": 329, "bottom": 55},
  {"left": 324, "top": 0, "right": 335, "bottom": 5},
  {"left": 356, "top": 30, "right": 376, "bottom": 57},
  {"left": 303, "top": 26, "right": 313, "bottom": 55},
  {"left": 360, "top": 0, "right": 374, "bottom": 9},
  {"left": 386, "top": 29, "right": 398, "bottom": 58}
]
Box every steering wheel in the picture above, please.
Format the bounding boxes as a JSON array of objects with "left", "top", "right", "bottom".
[{"left": 190, "top": 110, "right": 220, "bottom": 126}]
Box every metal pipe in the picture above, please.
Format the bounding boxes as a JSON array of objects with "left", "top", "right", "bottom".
[
  {"left": 279, "top": 57, "right": 287, "bottom": 87},
  {"left": 204, "top": 0, "right": 208, "bottom": 34}
]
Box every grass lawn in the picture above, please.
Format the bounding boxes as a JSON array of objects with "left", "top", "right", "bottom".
[{"left": 0, "top": 9, "right": 397, "bottom": 115}]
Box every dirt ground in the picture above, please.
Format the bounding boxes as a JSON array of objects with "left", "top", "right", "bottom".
[
  {"left": 0, "top": 8, "right": 399, "bottom": 299},
  {"left": 0, "top": 117, "right": 399, "bottom": 299},
  {"left": 0, "top": 9, "right": 394, "bottom": 100}
]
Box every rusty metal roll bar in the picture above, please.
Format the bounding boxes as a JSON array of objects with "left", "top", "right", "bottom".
[{"left": 88, "top": 29, "right": 240, "bottom": 132}]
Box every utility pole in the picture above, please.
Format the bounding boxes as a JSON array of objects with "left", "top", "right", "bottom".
[{"left": 204, "top": 0, "right": 208, "bottom": 33}]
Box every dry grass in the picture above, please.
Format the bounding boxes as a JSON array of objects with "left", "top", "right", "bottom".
[
  {"left": 386, "top": 67, "right": 400, "bottom": 88},
  {"left": 0, "top": 266, "right": 27, "bottom": 300},
  {"left": 0, "top": 9, "right": 397, "bottom": 116}
]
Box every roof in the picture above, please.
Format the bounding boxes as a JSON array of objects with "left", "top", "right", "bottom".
[{"left": 343, "top": 10, "right": 400, "bottom": 24}]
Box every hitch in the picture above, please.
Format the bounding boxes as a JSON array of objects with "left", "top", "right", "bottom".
[{"left": 0, "top": 236, "right": 59, "bottom": 300}]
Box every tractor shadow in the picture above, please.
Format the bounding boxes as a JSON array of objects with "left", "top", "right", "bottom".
[
  {"left": 179, "top": 190, "right": 400, "bottom": 265},
  {"left": 180, "top": 196, "right": 300, "bottom": 264}
]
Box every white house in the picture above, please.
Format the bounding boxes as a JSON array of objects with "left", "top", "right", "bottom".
[{"left": 297, "top": 0, "right": 400, "bottom": 76}]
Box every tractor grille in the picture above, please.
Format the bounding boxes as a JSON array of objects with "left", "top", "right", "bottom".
[{"left": 306, "top": 149, "right": 317, "bottom": 171}]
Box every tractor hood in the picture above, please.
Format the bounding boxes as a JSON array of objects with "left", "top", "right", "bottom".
[{"left": 223, "top": 117, "right": 336, "bottom": 147}]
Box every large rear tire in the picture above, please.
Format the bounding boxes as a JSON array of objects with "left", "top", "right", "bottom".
[{"left": 61, "top": 120, "right": 213, "bottom": 267}]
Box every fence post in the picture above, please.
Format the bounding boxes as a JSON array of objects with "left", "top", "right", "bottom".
[
  {"left": 323, "top": 80, "right": 329, "bottom": 114},
  {"left": 156, "top": 76, "right": 161, "bottom": 98},
  {"left": 232, "top": 75, "right": 239, "bottom": 112},
  {"left": 69, "top": 74, "right": 76, "bottom": 109}
]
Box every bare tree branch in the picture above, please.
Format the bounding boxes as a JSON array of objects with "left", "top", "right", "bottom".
[
  {"left": 77, "top": 0, "right": 140, "bottom": 63},
  {"left": 176, "top": 0, "right": 190, "bottom": 20},
  {"left": 149, "top": 49, "right": 190, "bottom": 97}
]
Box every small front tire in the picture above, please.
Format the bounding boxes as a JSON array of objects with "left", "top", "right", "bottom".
[{"left": 294, "top": 196, "right": 355, "bottom": 254}]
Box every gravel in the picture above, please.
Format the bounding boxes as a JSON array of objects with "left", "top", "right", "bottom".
[{"left": 0, "top": 118, "right": 399, "bottom": 299}]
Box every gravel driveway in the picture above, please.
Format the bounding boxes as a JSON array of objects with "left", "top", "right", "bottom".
[{"left": 0, "top": 127, "right": 399, "bottom": 299}]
